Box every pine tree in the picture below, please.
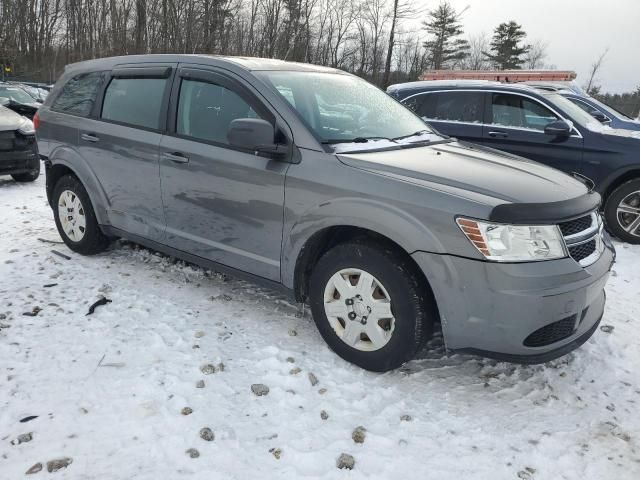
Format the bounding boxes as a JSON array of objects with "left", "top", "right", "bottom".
[
  {"left": 423, "top": 2, "right": 469, "bottom": 69},
  {"left": 483, "top": 21, "right": 530, "bottom": 69}
]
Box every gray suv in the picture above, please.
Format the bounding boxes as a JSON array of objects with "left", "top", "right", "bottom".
[{"left": 36, "top": 55, "right": 615, "bottom": 371}]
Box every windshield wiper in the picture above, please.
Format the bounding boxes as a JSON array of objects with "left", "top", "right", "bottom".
[
  {"left": 322, "top": 136, "right": 396, "bottom": 144},
  {"left": 391, "top": 130, "right": 431, "bottom": 141}
]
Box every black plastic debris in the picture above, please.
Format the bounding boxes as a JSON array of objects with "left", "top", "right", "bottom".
[
  {"left": 43, "top": 283, "right": 58, "bottom": 288},
  {"left": 20, "top": 415, "right": 38, "bottom": 423},
  {"left": 51, "top": 250, "right": 71, "bottom": 260},
  {"left": 86, "top": 297, "right": 112, "bottom": 316}
]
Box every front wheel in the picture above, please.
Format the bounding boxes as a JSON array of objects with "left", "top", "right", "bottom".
[
  {"left": 604, "top": 179, "right": 640, "bottom": 244},
  {"left": 308, "top": 241, "right": 435, "bottom": 372}
]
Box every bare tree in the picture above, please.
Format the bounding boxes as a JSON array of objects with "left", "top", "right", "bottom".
[
  {"left": 525, "top": 39, "right": 547, "bottom": 69},
  {"left": 585, "top": 47, "right": 609, "bottom": 94},
  {"left": 461, "top": 32, "right": 490, "bottom": 70}
]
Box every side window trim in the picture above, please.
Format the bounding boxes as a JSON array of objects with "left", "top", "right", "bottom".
[
  {"left": 94, "top": 65, "right": 176, "bottom": 133},
  {"left": 167, "top": 67, "right": 274, "bottom": 136},
  {"left": 164, "top": 66, "right": 283, "bottom": 155},
  {"left": 487, "top": 91, "right": 583, "bottom": 138}
]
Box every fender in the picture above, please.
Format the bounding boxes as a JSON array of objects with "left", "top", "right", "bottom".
[
  {"left": 48, "top": 144, "right": 112, "bottom": 226},
  {"left": 281, "top": 196, "right": 447, "bottom": 289}
]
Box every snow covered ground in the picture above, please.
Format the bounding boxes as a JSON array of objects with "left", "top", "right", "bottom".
[{"left": 1, "top": 176, "right": 639, "bottom": 479}]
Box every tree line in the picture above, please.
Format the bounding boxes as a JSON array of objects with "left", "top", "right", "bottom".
[
  {"left": 0, "top": 0, "right": 546, "bottom": 85},
  {"left": 1, "top": 0, "right": 637, "bottom": 116}
]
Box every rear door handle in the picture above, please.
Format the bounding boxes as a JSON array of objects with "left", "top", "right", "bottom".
[
  {"left": 163, "top": 152, "right": 190, "bottom": 164},
  {"left": 80, "top": 133, "right": 99, "bottom": 143},
  {"left": 488, "top": 131, "right": 509, "bottom": 138}
]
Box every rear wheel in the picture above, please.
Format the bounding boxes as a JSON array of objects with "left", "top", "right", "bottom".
[
  {"left": 308, "top": 241, "right": 435, "bottom": 372},
  {"left": 52, "top": 174, "right": 110, "bottom": 255},
  {"left": 604, "top": 179, "right": 640, "bottom": 244},
  {"left": 11, "top": 161, "right": 40, "bottom": 182}
]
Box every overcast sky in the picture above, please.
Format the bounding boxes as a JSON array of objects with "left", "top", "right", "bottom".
[{"left": 411, "top": 0, "right": 640, "bottom": 93}]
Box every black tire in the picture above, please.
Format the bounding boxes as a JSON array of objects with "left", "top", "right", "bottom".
[
  {"left": 308, "top": 241, "right": 435, "bottom": 372},
  {"left": 11, "top": 161, "right": 40, "bottom": 182},
  {"left": 52, "top": 174, "right": 110, "bottom": 255},
  {"left": 604, "top": 179, "right": 640, "bottom": 244}
]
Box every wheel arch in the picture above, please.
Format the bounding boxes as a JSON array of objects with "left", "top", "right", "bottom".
[
  {"left": 600, "top": 168, "right": 640, "bottom": 202},
  {"left": 289, "top": 224, "right": 437, "bottom": 307},
  {"left": 46, "top": 147, "right": 111, "bottom": 225}
]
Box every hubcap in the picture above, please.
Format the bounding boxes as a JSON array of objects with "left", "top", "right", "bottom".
[
  {"left": 616, "top": 190, "right": 640, "bottom": 238},
  {"left": 323, "top": 268, "right": 395, "bottom": 352},
  {"left": 57, "top": 190, "right": 86, "bottom": 242}
]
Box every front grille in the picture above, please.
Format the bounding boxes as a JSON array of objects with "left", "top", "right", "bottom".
[
  {"left": 568, "top": 240, "right": 596, "bottom": 263},
  {"left": 524, "top": 315, "right": 577, "bottom": 347},
  {"left": 559, "top": 215, "right": 593, "bottom": 236},
  {"left": 558, "top": 212, "right": 602, "bottom": 267}
]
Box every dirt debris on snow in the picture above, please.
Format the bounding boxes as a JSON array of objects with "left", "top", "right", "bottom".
[
  {"left": 336, "top": 453, "right": 355, "bottom": 470},
  {"left": 251, "top": 384, "right": 270, "bottom": 396},
  {"left": 199, "top": 427, "right": 214, "bottom": 441},
  {"left": 46, "top": 457, "right": 73, "bottom": 472}
]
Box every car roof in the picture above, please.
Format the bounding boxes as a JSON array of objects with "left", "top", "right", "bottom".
[{"left": 64, "top": 54, "right": 345, "bottom": 75}]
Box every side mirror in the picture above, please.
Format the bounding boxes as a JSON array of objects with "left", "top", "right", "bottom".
[
  {"left": 544, "top": 120, "right": 572, "bottom": 137},
  {"left": 35, "top": 98, "right": 44, "bottom": 104},
  {"left": 0, "top": 96, "right": 9, "bottom": 107},
  {"left": 227, "top": 118, "right": 286, "bottom": 158},
  {"left": 589, "top": 110, "right": 610, "bottom": 124}
]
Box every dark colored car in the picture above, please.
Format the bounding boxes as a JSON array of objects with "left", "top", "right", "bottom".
[
  {"left": 0, "top": 105, "right": 39, "bottom": 181},
  {"left": 35, "top": 55, "right": 615, "bottom": 370},
  {"left": 388, "top": 80, "right": 640, "bottom": 243},
  {"left": 524, "top": 82, "right": 640, "bottom": 131},
  {"left": 0, "top": 84, "right": 41, "bottom": 119}
]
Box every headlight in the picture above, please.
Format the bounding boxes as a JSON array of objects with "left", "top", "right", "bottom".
[
  {"left": 18, "top": 119, "right": 35, "bottom": 135},
  {"left": 457, "top": 218, "right": 567, "bottom": 262}
]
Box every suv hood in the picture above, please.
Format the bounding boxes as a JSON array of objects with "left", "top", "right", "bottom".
[
  {"left": 0, "top": 105, "right": 29, "bottom": 131},
  {"left": 337, "top": 140, "right": 588, "bottom": 205}
]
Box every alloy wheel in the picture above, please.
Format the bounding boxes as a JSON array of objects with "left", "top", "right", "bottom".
[{"left": 616, "top": 190, "right": 640, "bottom": 238}]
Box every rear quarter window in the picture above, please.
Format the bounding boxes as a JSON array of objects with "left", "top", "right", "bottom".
[{"left": 51, "top": 71, "right": 106, "bottom": 117}]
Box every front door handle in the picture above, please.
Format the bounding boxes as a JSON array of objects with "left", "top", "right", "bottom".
[
  {"left": 80, "top": 133, "right": 99, "bottom": 143},
  {"left": 163, "top": 152, "right": 190, "bottom": 164},
  {"left": 488, "top": 130, "right": 509, "bottom": 138}
]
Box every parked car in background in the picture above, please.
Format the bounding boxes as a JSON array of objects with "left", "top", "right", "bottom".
[
  {"left": 388, "top": 80, "right": 640, "bottom": 243},
  {"left": 35, "top": 55, "right": 614, "bottom": 371},
  {"left": 524, "top": 82, "right": 640, "bottom": 131},
  {"left": 0, "top": 105, "right": 39, "bottom": 182},
  {"left": 0, "top": 84, "right": 40, "bottom": 119}
]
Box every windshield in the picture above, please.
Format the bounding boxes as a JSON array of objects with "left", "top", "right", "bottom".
[
  {"left": 257, "top": 71, "right": 433, "bottom": 147},
  {"left": 0, "top": 86, "right": 36, "bottom": 104},
  {"left": 544, "top": 93, "right": 598, "bottom": 128}
]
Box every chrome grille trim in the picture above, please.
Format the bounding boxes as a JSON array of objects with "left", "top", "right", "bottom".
[{"left": 560, "top": 212, "right": 603, "bottom": 267}]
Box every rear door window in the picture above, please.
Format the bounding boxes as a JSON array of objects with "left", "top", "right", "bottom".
[
  {"left": 417, "top": 91, "right": 484, "bottom": 123},
  {"left": 491, "top": 93, "right": 559, "bottom": 130},
  {"left": 176, "top": 78, "right": 261, "bottom": 145},
  {"left": 101, "top": 78, "right": 167, "bottom": 129},
  {"left": 51, "top": 72, "right": 106, "bottom": 117}
]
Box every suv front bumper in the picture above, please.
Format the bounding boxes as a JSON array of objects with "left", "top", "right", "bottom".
[{"left": 412, "top": 233, "right": 615, "bottom": 363}]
